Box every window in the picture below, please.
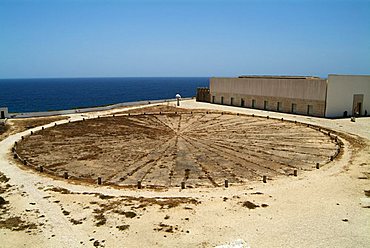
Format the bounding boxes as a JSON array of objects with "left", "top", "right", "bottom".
[
  {"left": 252, "top": 99, "right": 256, "bottom": 108},
  {"left": 264, "top": 101, "right": 268, "bottom": 110},
  {"left": 291, "top": 103, "right": 297, "bottom": 113}
]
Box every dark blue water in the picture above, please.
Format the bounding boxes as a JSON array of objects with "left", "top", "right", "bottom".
[{"left": 0, "top": 77, "right": 209, "bottom": 113}]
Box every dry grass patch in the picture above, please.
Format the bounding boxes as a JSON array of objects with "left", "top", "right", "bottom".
[
  {"left": 116, "top": 224, "right": 130, "bottom": 231},
  {"left": 0, "top": 116, "right": 68, "bottom": 141},
  {"left": 241, "top": 201, "right": 260, "bottom": 209},
  {"left": 0, "top": 216, "right": 38, "bottom": 231}
]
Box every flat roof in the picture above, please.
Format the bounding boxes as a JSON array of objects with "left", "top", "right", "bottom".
[{"left": 238, "top": 75, "right": 323, "bottom": 80}]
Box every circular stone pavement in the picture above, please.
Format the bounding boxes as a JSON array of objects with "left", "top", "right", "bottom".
[{"left": 15, "top": 110, "right": 340, "bottom": 188}]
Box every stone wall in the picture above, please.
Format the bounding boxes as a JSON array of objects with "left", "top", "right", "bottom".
[{"left": 210, "top": 93, "right": 325, "bottom": 117}]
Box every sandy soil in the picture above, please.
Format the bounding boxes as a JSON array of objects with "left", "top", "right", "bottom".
[
  {"left": 15, "top": 106, "right": 339, "bottom": 188},
  {"left": 0, "top": 100, "right": 369, "bottom": 248}
]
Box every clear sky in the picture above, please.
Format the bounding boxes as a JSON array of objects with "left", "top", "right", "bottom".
[{"left": 0, "top": 0, "right": 369, "bottom": 78}]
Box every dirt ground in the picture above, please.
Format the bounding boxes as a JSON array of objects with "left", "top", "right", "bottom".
[
  {"left": 15, "top": 106, "right": 339, "bottom": 188},
  {"left": 0, "top": 100, "right": 369, "bottom": 248},
  {"left": 0, "top": 116, "right": 68, "bottom": 141}
]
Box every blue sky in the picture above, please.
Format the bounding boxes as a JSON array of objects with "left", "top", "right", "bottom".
[{"left": 0, "top": 0, "right": 369, "bottom": 78}]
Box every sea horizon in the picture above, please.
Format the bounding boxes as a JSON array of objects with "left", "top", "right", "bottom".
[
  {"left": 0, "top": 76, "right": 211, "bottom": 80},
  {"left": 0, "top": 77, "right": 209, "bottom": 113}
]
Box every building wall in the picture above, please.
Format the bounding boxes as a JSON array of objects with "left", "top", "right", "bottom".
[
  {"left": 196, "top": 87, "right": 210, "bottom": 102},
  {"left": 210, "top": 77, "right": 327, "bottom": 117},
  {"left": 326, "top": 75, "right": 370, "bottom": 118},
  {"left": 210, "top": 77, "right": 327, "bottom": 101}
]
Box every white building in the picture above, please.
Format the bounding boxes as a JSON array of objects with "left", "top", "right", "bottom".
[
  {"left": 326, "top": 75, "right": 370, "bottom": 118},
  {"left": 0, "top": 107, "right": 9, "bottom": 119},
  {"left": 201, "top": 74, "right": 370, "bottom": 118}
]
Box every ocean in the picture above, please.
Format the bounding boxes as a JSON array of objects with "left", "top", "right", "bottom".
[{"left": 0, "top": 77, "right": 209, "bottom": 113}]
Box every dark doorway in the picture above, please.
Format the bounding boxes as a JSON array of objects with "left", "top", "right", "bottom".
[
  {"left": 291, "top": 103, "right": 297, "bottom": 113},
  {"left": 241, "top": 99, "right": 245, "bottom": 107},
  {"left": 307, "top": 105, "right": 313, "bottom": 116},
  {"left": 252, "top": 99, "right": 256, "bottom": 108},
  {"left": 352, "top": 94, "right": 364, "bottom": 116},
  {"left": 0, "top": 111, "right": 4, "bottom": 119},
  {"left": 277, "top": 102, "right": 282, "bottom": 111},
  {"left": 357, "top": 103, "right": 362, "bottom": 116},
  {"left": 221, "top": 96, "right": 224, "bottom": 105},
  {"left": 212, "top": 96, "right": 215, "bottom": 103}
]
